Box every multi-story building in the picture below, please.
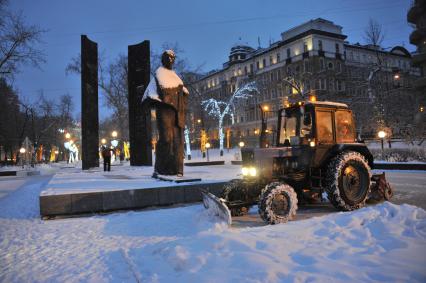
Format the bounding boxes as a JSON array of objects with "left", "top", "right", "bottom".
[
  {"left": 191, "top": 18, "right": 421, "bottom": 146},
  {"left": 408, "top": 0, "right": 426, "bottom": 91}
]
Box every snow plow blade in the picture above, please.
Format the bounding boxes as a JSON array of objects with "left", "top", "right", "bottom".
[
  {"left": 201, "top": 190, "right": 232, "bottom": 225},
  {"left": 369, "top": 172, "right": 394, "bottom": 202}
]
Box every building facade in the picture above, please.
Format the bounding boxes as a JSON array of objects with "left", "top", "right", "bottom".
[
  {"left": 191, "top": 18, "right": 422, "bottom": 146},
  {"left": 408, "top": 0, "right": 426, "bottom": 91}
]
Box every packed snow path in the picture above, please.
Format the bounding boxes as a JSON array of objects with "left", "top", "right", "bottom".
[{"left": 0, "top": 172, "right": 425, "bottom": 282}]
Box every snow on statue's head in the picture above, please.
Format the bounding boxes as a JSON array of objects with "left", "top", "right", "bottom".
[{"left": 161, "top": 50, "right": 175, "bottom": 70}]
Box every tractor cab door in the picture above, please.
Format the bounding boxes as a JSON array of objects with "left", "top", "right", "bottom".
[{"left": 313, "top": 109, "right": 335, "bottom": 166}]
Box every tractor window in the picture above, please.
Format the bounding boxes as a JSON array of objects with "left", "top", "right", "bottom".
[
  {"left": 336, "top": 110, "right": 355, "bottom": 143},
  {"left": 279, "top": 115, "right": 297, "bottom": 145},
  {"left": 316, "top": 111, "right": 333, "bottom": 143}
]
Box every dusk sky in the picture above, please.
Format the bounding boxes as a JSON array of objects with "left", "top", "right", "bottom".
[{"left": 9, "top": 0, "right": 412, "bottom": 119}]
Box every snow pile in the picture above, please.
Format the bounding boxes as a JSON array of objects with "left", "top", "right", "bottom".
[{"left": 1, "top": 181, "right": 425, "bottom": 283}]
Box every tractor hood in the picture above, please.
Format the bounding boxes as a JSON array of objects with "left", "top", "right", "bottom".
[{"left": 241, "top": 146, "right": 311, "bottom": 179}]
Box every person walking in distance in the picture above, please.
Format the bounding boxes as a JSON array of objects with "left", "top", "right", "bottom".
[{"left": 101, "top": 145, "right": 113, "bottom": 172}]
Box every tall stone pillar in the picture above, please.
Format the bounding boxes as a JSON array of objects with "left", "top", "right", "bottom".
[
  {"left": 128, "top": 41, "right": 152, "bottom": 166},
  {"left": 81, "top": 35, "right": 99, "bottom": 170}
]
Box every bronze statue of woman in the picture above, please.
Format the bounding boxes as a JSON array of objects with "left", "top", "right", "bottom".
[{"left": 143, "top": 50, "right": 188, "bottom": 176}]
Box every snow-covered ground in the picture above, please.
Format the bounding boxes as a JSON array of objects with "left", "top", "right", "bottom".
[
  {"left": 1, "top": 171, "right": 426, "bottom": 282},
  {"left": 42, "top": 161, "right": 240, "bottom": 196}
]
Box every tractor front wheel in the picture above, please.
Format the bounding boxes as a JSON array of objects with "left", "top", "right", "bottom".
[
  {"left": 258, "top": 182, "right": 298, "bottom": 224},
  {"left": 221, "top": 179, "right": 251, "bottom": 216}
]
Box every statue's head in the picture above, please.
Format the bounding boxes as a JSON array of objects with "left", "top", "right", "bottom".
[{"left": 161, "top": 50, "right": 176, "bottom": 70}]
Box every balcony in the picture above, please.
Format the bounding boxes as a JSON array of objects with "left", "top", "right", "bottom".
[
  {"left": 412, "top": 52, "right": 426, "bottom": 66},
  {"left": 302, "top": 52, "right": 309, "bottom": 59},
  {"left": 414, "top": 76, "right": 426, "bottom": 89},
  {"left": 407, "top": 0, "right": 426, "bottom": 24},
  {"left": 409, "top": 28, "right": 426, "bottom": 45}
]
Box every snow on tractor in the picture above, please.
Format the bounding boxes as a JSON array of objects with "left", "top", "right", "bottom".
[{"left": 202, "top": 100, "right": 394, "bottom": 225}]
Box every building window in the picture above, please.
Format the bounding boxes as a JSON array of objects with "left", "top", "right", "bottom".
[
  {"left": 270, "top": 55, "right": 273, "bottom": 65},
  {"left": 335, "top": 43, "right": 340, "bottom": 54},
  {"left": 328, "top": 62, "right": 334, "bottom": 70},
  {"left": 270, "top": 72, "right": 274, "bottom": 81},
  {"left": 272, "top": 89, "right": 276, "bottom": 98},
  {"left": 319, "top": 78, "right": 327, "bottom": 90},
  {"left": 263, "top": 58, "right": 266, "bottom": 68},
  {"left": 244, "top": 66, "right": 248, "bottom": 75},
  {"left": 304, "top": 42, "right": 308, "bottom": 52},
  {"left": 337, "top": 62, "right": 342, "bottom": 73},
  {"left": 277, "top": 69, "right": 281, "bottom": 79},
  {"left": 318, "top": 40, "right": 323, "bottom": 51},
  {"left": 320, "top": 58, "right": 325, "bottom": 70},
  {"left": 287, "top": 66, "right": 292, "bottom": 75},
  {"left": 303, "top": 60, "right": 309, "bottom": 73},
  {"left": 329, "top": 79, "right": 334, "bottom": 91},
  {"left": 277, "top": 53, "right": 281, "bottom": 62},
  {"left": 250, "top": 64, "right": 253, "bottom": 73},
  {"left": 256, "top": 61, "right": 260, "bottom": 70},
  {"left": 238, "top": 68, "right": 242, "bottom": 76},
  {"left": 287, "top": 48, "right": 291, "bottom": 58}
]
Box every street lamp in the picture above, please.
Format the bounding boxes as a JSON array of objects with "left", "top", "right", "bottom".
[
  {"left": 378, "top": 130, "right": 386, "bottom": 159},
  {"left": 101, "top": 138, "right": 107, "bottom": 145},
  {"left": 239, "top": 141, "right": 245, "bottom": 148},
  {"left": 65, "top": 133, "right": 71, "bottom": 139},
  {"left": 19, "top": 147, "right": 26, "bottom": 154},
  {"left": 197, "top": 119, "right": 201, "bottom": 124},
  {"left": 205, "top": 142, "right": 211, "bottom": 162},
  {"left": 259, "top": 105, "right": 269, "bottom": 148},
  {"left": 111, "top": 131, "right": 118, "bottom": 138}
]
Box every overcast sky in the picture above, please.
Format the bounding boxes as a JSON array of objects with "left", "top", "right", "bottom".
[{"left": 8, "top": 0, "right": 413, "bottom": 120}]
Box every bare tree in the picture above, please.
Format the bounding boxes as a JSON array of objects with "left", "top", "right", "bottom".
[
  {"left": 0, "top": 0, "right": 45, "bottom": 77},
  {"left": 364, "top": 18, "right": 385, "bottom": 48}
]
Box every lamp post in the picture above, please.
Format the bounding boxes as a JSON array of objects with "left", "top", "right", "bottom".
[
  {"left": 378, "top": 130, "right": 386, "bottom": 160},
  {"left": 205, "top": 142, "right": 211, "bottom": 162},
  {"left": 238, "top": 141, "right": 245, "bottom": 148},
  {"left": 259, "top": 105, "right": 269, "bottom": 148}
]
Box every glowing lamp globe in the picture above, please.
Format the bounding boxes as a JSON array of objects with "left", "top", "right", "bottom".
[{"left": 378, "top": 131, "right": 386, "bottom": 139}]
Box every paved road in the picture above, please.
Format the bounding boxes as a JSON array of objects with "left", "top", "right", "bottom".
[
  {"left": 0, "top": 170, "right": 424, "bottom": 226},
  {"left": 233, "top": 170, "right": 426, "bottom": 228}
]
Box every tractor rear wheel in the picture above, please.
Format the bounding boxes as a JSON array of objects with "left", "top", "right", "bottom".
[
  {"left": 258, "top": 182, "right": 298, "bottom": 224},
  {"left": 221, "top": 179, "right": 251, "bottom": 216},
  {"left": 325, "top": 151, "right": 371, "bottom": 211}
]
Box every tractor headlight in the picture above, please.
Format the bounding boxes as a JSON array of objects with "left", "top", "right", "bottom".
[
  {"left": 242, "top": 167, "right": 257, "bottom": 177},
  {"left": 249, "top": 167, "right": 257, "bottom": 177}
]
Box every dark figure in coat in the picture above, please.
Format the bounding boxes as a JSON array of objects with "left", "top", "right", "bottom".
[{"left": 101, "top": 146, "right": 114, "bottom": 172}]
